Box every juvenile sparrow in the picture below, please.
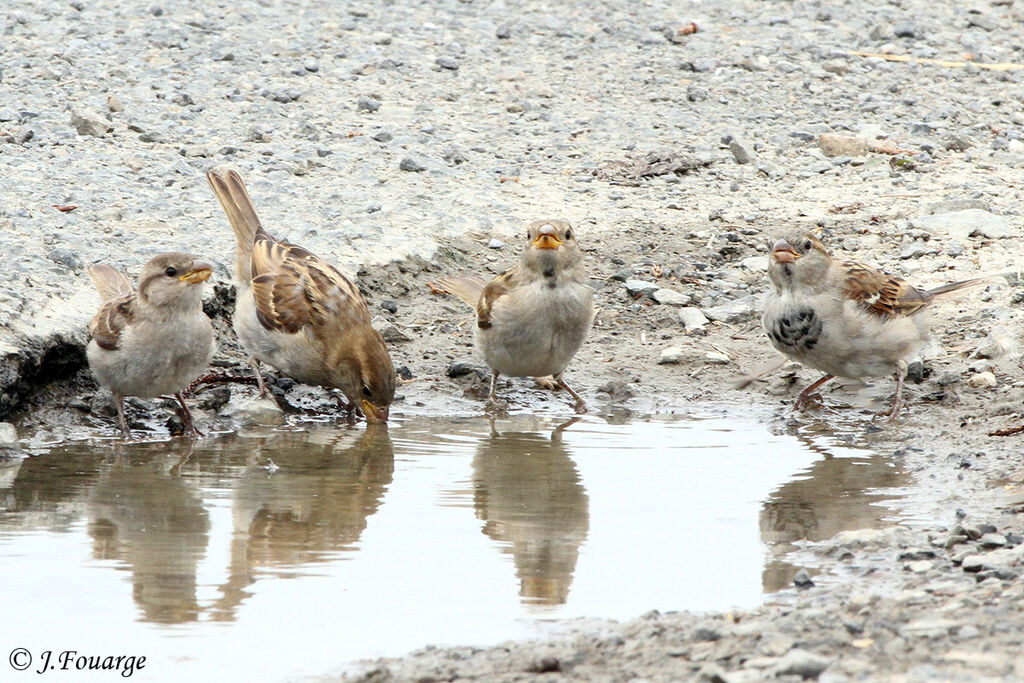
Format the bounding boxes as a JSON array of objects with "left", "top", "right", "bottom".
[
  {"left": 762, "top": 232, "right": 984, "bottom": 417},
  {"left": 206, "top": 168, "right": 395, "bottom": 423},
  {"left": 86, "top": 254, "right": 215, "bottom": 439},
  {"left": 437, "top": 220, "right": 593, "bottom": 413}
]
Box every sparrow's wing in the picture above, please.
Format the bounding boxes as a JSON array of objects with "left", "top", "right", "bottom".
[
  {"left": 839, "top": 261, "right": 928, "bottom": 319},
  {"left": 475, "top": 267, "right": 523, "bottom": 329},
  {"left": 250, "top": 232, "right": 370, "bottom": 337},
  {"left": 89, "top": 295, "right": 136, "bottom": 350},
  {"left": 87, "top": 264, "right": 133, "bottom": 301},
  {"left": 435, "top": 274, "right": 490, "bottom": 308}
]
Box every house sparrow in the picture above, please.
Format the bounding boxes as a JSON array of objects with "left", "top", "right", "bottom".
[
  {"left": 206, "top": 167, "right": 395, "bottom": 423},
  {"left": 86, "top": 254, "right": 215, "bottom": 439},
  {"left": 762, "top": 231, "right": 984, "bottom": 417},
  {"left": 437, "top": 220, "right": 593, "bottom": 413}
]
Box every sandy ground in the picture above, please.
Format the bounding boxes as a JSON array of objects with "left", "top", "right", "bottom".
[{"left": 6, "top": 0, "right": 1024, "bottom": 680}]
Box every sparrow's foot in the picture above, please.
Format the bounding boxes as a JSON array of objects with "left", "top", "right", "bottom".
[
  {"left": 792, "top": 374, "right": 835, "bottom": 412},
  {"left": 534, "top": 376, "right": 559, "bottom": 391},
  {"left": 484, "top": 397, "right": 510, "bottom": 414},
  {"left": 555, "top": 376, "right": 588, "bottom": 414},
  {"left": 175, "top": 393, "right": 205, "bottom": 439}
]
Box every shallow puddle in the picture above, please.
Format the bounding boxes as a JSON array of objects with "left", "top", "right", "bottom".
[{"left": 0, "top": 411, "right": 906, "bottom": 680}]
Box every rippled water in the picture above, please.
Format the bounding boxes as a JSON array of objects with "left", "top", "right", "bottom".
[{"left": 0, "top": 412, "right": 906, "bottom": 680}]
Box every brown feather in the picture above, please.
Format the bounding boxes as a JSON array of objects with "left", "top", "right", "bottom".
[
  {"left": 89, "top": 295, "right": 135, "bottom": 350},
  {"left": 206, "top": 167, "right": 265, "bottom": 284},
  {"left": 840, "top": 261, "right": 929, "bottom": 319},
  {"left": 476, "top": 268, "right": 521, "bottom": 329}
]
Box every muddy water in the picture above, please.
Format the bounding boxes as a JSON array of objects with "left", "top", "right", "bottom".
[{"left": 0, "top": 412, "right": 906, "bottom": 680}]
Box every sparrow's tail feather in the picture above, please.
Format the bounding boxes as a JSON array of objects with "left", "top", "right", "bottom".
[
  {"left": 436, "top": 274, "right": 489, "bottom": 308},
  {"left": 924, "top": 277, "right": 992, "bottom": 301},
  {"left": 86, "top": 264, "right": 133, "bottom": 301},
  {"left": 206, "top": 166, "right": 263, "bottom": 285}
]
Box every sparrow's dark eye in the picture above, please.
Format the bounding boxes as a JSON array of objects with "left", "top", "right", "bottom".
[
  {"left": 564, "top": 230, "right": 572, "bottom": 239},
  {"left": 165, "top": 266, "right": 178, "bottom": 277},
  {"left": 803, "top": 240, "right": 812, "bottom": 251},
  {"left": 362, "top": 385, "right": 372, "bottom": 398}
]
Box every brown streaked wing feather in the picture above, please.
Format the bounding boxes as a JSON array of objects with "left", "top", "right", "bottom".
[
  {"left": 840, "top": 261, "right": 928, "bottom": 319},
  {"left": 302, "top": 259, "right": 371, "bottom": 331},
  {"left": 89, "top": 295, "right": 136, "bottom": 350},
  {"left": 249, "top": 234, "right": 368, "bottom": 335},
  {"left": 476, "top": 267, "right": 521, "bottom": 329}
]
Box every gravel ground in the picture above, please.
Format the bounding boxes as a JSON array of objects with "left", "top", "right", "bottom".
[{"left": 6, "top": 0, "right": 1024, "bottom": 680}]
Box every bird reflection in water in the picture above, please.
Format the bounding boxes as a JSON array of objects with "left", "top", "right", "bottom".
[
  {"left": 472, "top": 417, "right": 589, "bottom": 606},
  {"left": 210, "top": 424, "right": 394, "bottom": 620},
  {"left": 759, "top": 428, "right": 907, "bottom": 592},
  {"left": 87, "top": 442, "right": 209, "bottom": 624}
]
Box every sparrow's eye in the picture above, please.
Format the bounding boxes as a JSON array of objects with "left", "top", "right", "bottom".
[
  {"left": 564, "top": 230, "right": 572, "bottom": 239},
  {"left": 362, "top": 385, "right": 372, "bottom": 398},
  {"left": 165, "top": 266, "right": 178, "bottom": 277},
  {"left": 803, "top": 240, "right": 812, "bottom": 251}
]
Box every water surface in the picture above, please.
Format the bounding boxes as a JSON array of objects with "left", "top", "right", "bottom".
[{"left": 0, "top": 412, "right": 906, "bottom": 680}]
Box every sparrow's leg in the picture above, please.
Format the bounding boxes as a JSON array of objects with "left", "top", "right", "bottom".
[
  {"left": 793, "top": 374, "right": 835, "bottom": 411},
  {"left": 555, "top": 375, "right": 588, "bottom": 414},
  {"left": 174, "top": 393, "right": 204, "bottom": 438},
  {"left": 114, "top": 393, "right": 131, "bottom": 440},
  {"left": 249, "top": 358, "right": 276, "bottom": 402},
  {"left": 485, "top": 370, "right": 508, "bottom": 413},
  {"left": 887, "top": 361, "right": 908, "bottom": 420}
]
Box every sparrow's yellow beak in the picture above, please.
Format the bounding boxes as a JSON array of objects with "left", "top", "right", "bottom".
[
  {"left": 180, "top": 261, "right": 214, "bottom": 284},
  {"left": 532, "top": 224, "right": 562, "bottom": 250},
  {"left": 362, "top": 399, "right": 389, "bottom": 423},
  {"left": 771, "top": 240, "right": 799, "bottom": 264}
]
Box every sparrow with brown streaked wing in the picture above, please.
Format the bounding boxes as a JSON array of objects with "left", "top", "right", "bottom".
[
  {"left": 206, "top": 167, "right": 395, "bottom": 423},
  {"left": 438, "top": 220, "right": 594, "bottom": 414},
  {"left": 86, "top": 253, "right": 215, "bottom": 439},
  {"left": 762, "top": 231, "right": 985, "bottom": 418}
]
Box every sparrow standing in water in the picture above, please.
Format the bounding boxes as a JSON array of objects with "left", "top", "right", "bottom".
[
  {"left": 762, "top": 232, "right": 984, "bottom": 417},
  {"left": 438, "top": 220, "right": 593, "bottom": 413},
  {"left": 206, "top": 168, "right": 395, "bottom": 423},
  {"left": 86, "top": 254, "right": 215, "bottom": 439}
]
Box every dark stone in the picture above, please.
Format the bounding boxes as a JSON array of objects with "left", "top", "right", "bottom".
[
  {"left": 692, "top": 627, "right": 720, "bottom": 641},
  {"left": 793, "top": 569, "right": 815, "bottom": 588},
  {"left": 197, "top": 386, "right": 231, "bottom": 411},
  {"left": 446, "top": 361, "right": 485, "bottom": 379},
  {"left": 381, "top": 300, "right": 398, "bottom": 313},
  {"left": 395, "top": 365, "right": 413, "bottom": 380}
]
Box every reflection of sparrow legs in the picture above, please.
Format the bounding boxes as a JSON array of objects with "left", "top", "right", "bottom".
[
  {"left": 555, "top": 374, "right": 587, "bottom": 414},
  {"left": 793, "top": 373, "right": 834, "bottom": 411},
  {"left": 173, "top": 393, "right": 204, "bottom": 439}
]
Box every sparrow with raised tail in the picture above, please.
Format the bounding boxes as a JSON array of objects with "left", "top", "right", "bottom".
[
  {"left": 86, "top": 254, "right": 215, "bottom": 439},
  {"left": 437, "top": 220, "right": 593, "bottom": 413},
  {"left": 206, "top": 168, "right": 395, "bottom": 423},
  {"left": 762, "top": 232, "right": 984, "bottom": 417}
]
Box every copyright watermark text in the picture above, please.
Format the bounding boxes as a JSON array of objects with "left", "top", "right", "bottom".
[{"left": 9, "top": 649, "right": 146, "bottom": 677}]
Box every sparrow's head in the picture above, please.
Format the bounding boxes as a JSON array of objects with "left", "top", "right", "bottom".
[
  {"left": 341, "top": 330, "right": 396, "bottom": 424},
  {"left": 520, "top": 219, "right": 584, "bottom": 278},
  {"left": 767, "top": 232, "right": 832, "bottom": 292},
  {"left": 137, "top": 253, "right": 214, "bottom": 308}
]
